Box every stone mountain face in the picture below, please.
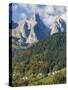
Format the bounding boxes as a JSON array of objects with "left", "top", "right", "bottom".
[
  {"left": 26, "top": 14, "right": 38, "bottom": 44},
  {"left": 34, "top": 13, "right": 50, "bottom": 40},
  {"left": 26, "top": 13, "right": 50, "bottom": 44},
  {"left": 50, "top": 16, "right": 66, "bottom": 35},
  {"left": 10, "top": 15, "right": 66, "bottom": 47}
]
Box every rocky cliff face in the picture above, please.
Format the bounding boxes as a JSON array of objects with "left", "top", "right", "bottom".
[
  {"left": 10, "top": 15, "right": 66, "bottom": 47},
  {"left": 50, "top": 16, "right": 66, "bottom": 35}
]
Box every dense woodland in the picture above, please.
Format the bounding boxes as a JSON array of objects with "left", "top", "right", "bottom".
[{"left": 11, "top": 32, "right": 66, "bottom": 86}]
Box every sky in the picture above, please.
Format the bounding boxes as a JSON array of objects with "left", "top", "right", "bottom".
[{"left": 10, "top": 3, "right": 66, "bottom": 27}]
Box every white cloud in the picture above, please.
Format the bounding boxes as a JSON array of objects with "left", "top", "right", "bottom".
[
  {"left": 43, "top": 16, "right": 57, "bottom": 26},
  {"left": 20, "top": 13, "right": 27, "bottom": 20},
  {"left": 12, "top": 4, "right": 66, "bottom": 26},
  {"left": 42, "top": 6, "right": 66, "bottom": 26},
  {"left": 44, "top": 6, "right": 55, "bottom": 15},
  {"left": 61, "top": 14, "right": 66, "bottom": 21}
]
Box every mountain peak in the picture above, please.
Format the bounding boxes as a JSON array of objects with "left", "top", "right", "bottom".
[
  {"left": 50, "top": 16, "right": 66, "bottom": 35},
  {"left": 34, "top": 13, "right": 50, "bottom": 40}
]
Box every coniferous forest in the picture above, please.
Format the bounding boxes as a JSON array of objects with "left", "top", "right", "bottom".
[{"left": 11, "top": 32, "right": 66, "bottom": 86}]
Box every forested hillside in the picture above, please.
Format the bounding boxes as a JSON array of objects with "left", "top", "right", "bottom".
[{"left": 12, "top": 32, "right": 66, "bottom": 86}]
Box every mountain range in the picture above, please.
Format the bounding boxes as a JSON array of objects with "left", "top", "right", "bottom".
[{"left": 9, "top": 13, "right": 66, "bottom": 47}]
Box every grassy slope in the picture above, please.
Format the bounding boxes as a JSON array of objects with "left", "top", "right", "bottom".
[{"left": 31, "top": 68, "right": 66, "bottom": 85}]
